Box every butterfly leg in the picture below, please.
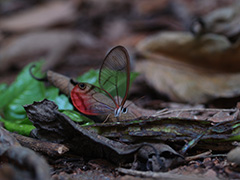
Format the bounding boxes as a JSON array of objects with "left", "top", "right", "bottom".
[{"left": 102, "top": 114, "right": 111, "bottom": 124}]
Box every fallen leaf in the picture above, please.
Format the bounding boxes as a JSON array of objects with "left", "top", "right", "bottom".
[
  {"left": 136, "top": 58, "right": 240, "bottom": 103},
  {"left": 0, "top": 0, "right": 80, "bottom": 32},
  {"left": 136, "top": 31, "right": 240, "bottom": 103},
  {"left": 192, "top": 2, "right": 240, "bottom": 41},
  {"left": 136, "top": 143, "right": 183, "bottom": 172},
  {"left": 137, "top": 31, "right": 240, "bottom": 72},
  {"left": 0, "top": 30, "right": 97, "bottom": 73}
]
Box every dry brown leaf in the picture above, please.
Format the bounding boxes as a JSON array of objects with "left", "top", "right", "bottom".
[
  {"left": 0, "top": 30, "right": 97, "bottom": 73},
  {"left": 137, "top": 31, "right": 240, "bottom": 72},
  {"left": 135, "top": 58, "right": 240, "bottom": 104},
  {"left": 134, "top": 0, "right": 168, "bottom": 15},
  {"left": 192, "top": 2, "right": 240, "bottom": 40},
  {"left": 0, "top": 0, "right": 79, "bottom": 32},
  {"left": 136, "top": 31, "right": 240, "bottom": 103}
]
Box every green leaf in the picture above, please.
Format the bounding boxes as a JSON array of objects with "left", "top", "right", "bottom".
[
  {"left": 0, "top": 83, "right": 8, "bottom": 94},
  {"left": 0, "top": 61, "right": 45, "bottom": 120},
  {"left": 0, "top": 60, "right": 74, "bottom": 135},
  {"left": 77, "top": 69, "right": 99, "bottom": 86},
  {"left": 0, "top": 116, "right": 35, "bottom": 136},
  {"left": 61, "top": 110, "right": 94, "bottom": 126},
  {"left": 0, "top": 61, "right": 138, "bottom": 136},
  {"left": 46, "top": 87, "right": 73, "bottom": 110}
]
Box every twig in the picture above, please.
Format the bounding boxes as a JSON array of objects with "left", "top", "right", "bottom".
[
  {"left": 12, "top": 133, "right": 69, "bottom": 156},
  {"left": 185, "top": 150, "right": 212, "bottom": 161},
  {"left": 117, "top": 168, "right": 208, "bottom": 180}
]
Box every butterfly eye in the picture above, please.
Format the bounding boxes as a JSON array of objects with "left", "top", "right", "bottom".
[
  {"left": 78, "top": 83, "right": 86, "bottom": 90},
  {"left": 122, "top": 107, "right": 128, "bottom": 114}
]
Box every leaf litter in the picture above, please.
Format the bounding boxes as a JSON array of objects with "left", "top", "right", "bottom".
[
  {"left": 0, "top": 126, "right": 51, "bottom": 180},
  {"left": 1, "top": 0, "right": 240, "bottom": 179}
]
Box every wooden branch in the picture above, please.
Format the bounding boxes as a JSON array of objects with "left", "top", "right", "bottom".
[
  {"left": 117, "top": 168, "right": 206, "bottom": 180},
  {"left": 12, "top": 133, "right": 69, "bottom": 157}
]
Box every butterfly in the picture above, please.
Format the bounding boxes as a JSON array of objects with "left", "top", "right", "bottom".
[{"left": 70, "top": 46, "right": 137, "bottom": 122}]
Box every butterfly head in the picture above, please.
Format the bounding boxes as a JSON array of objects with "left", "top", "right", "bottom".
[
  {"left": 73, "top": 83, "right": 90, "bottom": 93},
  {"left": 114, "top": 106, "right": 128, "bottom": 117},
  {"left": 78, "top": 83, "right": 86, "bottom": 90}
]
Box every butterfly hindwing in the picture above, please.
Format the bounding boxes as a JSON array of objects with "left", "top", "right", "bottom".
[{"left": 71, "top": 83, "right": 115, "bottom": 115}]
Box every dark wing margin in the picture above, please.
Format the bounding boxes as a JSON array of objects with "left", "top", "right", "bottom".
[{"left": 99, "top": 46, "right": 130, "bottom": 107}]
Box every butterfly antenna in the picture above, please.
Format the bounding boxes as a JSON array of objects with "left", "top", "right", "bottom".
[{"left": 29, "top": 64, "right": 47, "bottom": 81}]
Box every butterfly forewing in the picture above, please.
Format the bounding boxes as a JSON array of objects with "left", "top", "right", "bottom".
[
  {"left": 71, "top": 83, "right": 116, "bottom": 115},
  {"left": 99, "top": 46, "right": 130, "bottom": 107}
]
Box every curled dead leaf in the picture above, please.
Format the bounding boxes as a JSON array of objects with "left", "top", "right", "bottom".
[
  {"left": 136, "top": 143, "right": 184, "bottom": 172},
  {"left": 136, "top": 31, "right": 240, "bottom": 103},
  {"left": 137, "top": 31, "right": 240, "bottom": 72},
  {"left": 192, "top": 2, "right": 240, "bottom": 41}
]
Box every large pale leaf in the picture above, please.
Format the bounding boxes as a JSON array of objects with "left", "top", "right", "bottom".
[
  {"left": 136, "top": 59, "right": 240, "bottom": 104},
  {"left": 137, "top": 31, "right": 240, "bottom": 72},
  {"left": 136, "top": 31, "right": 240, "bottom": 103}
]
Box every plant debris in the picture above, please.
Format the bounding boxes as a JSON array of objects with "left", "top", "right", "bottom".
[
  {"left": 24, "top": 99, "right": 184, "bottom": 171},
  {"left": 2, "top": 0, "right": 240, "bottom": 179},
  {"left": 0, "top": 126, "right": 51, "bottom": 180}
]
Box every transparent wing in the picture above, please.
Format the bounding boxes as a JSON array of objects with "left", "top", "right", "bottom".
[
  {"left": 99, "top": 46, "right": 130, "bottom": 107},
  {"left": 71, "top": 83, "right": 115, "bottom": 116}
]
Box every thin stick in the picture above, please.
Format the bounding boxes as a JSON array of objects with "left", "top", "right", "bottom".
[
  {"left": 13, "top": 133, "right": 69, "bottom": 156},
  {"left": 117, "top": 168, "right": 207, "bottom": 180},
  {"left": 185, "top": 150, "right": 212, "bottom": 161}
]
